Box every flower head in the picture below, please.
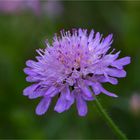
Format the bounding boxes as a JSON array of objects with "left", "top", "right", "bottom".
[
  {"left": 0, "top": 0, "right": 40, "bottom": 14},
  {"left": 130, "top": 93, "right": 140, "bottom": 115},
  {"left": 43, "top": 0, "right": 63, "bottom": 19},
  {"left": 23, "top": 29, "right": 131, "bottom": 116}
]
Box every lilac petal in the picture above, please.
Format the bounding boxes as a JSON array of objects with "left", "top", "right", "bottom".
[
  {"left": 63, "top": 85, "right": 71, "bottom": 101},
  {"left": 82, "top": 93, "right": 94, "bottom": 101},
  {"left": 91, "top": 82, "right": 117, "bottom": 97},
  {"left": 54, "top": 93, "right": 67, "bottom": 113},
  {"left": 106, "top": 68, "right": 126, "bottom": 78},
  {"left": 48, "top": 85, "right": 61, "bottom": 97},
  {"left": 65, "top": 97, "right": 74, "bottom": 110},
  {"left": 93, "top": 32, "right": 101, "bottom": 46},
  {"left": 78, "top": 80, "right": 93, "bottom": 98},
  {"left": 91, "top": 82, "right": 101, "bottom": 95},
  {"left": 49, "top": 89, "right": 59, "bottom": 97},
  {"left": 45, "top": 86, "right": 57, "bottom": 96},
  {"left": 26, "top": 76, "right": 39, "bottom": 82},
  {"left": 78, "top": 28, "right": 84, "bottom": 36},
  {"left": 26, "top": 60, "right": 37, "bottom": 67},
  {"left": 98, "top": 76, "right": 118, "bottom": 85},
  {"left": 64, "top": 87, "right": 75, "bottom": 109},
  {"left": 100, "top": 86, "right": 118, "bottom": 97},
  {"left": 36, "top": 56, "right": 42, "bottom": 61},
  {"left": 81, "top": 86, "right": 93, "bottom": 98},
  {"left": 76, "top": 95, "right": 88, "bottom": 117},
  {"left": 111, "top": 56, "right": 131, "bottom": 69},
  {"left": 23, "top": 84, "right": 38, "bottom": 96},
  {"left": 97, "top": 34, "right": 113, "bottom": 54},
  {"left": 54, "top": 89, "right": 74, "bottom": 113},
  {"left": 65, "top": 91, "right": 75, "bottom": 110},
  {"left": 84, "top": 80, "right": 101, "bottom": 95},
  {"left": 102, "top": 34, "right": 113, "bottom": 46},
  {"left": 23, "top": 68, "right": 37, "bottom": 76},
  {"left": 106, "top": 77, "right": 118, "bottom": 85},
  {"left": 102, "top": 52, "right": 120, "bottom": 65},
  {"left": 88, "top": 29, "right": 94, "bottom": 42},
  {"left": 36, "top": 97, "right": 51, "bottom": 115},
  {"left": 29, "top": 88, "right": 46, "bottom": 99}
]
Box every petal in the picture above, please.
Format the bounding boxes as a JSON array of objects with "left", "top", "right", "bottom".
[
  {"left": 88, "top": 29, "right": 94, "bottom": 42},
  {"left": 82, "top": 93, "right": 94, "bottom": 101},
  {"left": 63, "top": 85, "right": 71, "bottom": 101},
  {"left": 102, "top": 34, "right": 113, "bottom": 47},
  {"left": 106, "top": 68, "right": 126, "bottom": 78},
  {"left": 100, "top": 86, "right": 118, "bottom": 97},
  {"left": 93, "top": 32, "right": 101, "bottom": 47},
  {"left": 65, "top": 97, "right": 74, "bottom": 110},
  {"left": 54, "top": 93, "right": 67, "bottom": 113},
  {"left": 88, "top": 81, "right": 117, "bottom": 97},
  {"left": 96, "top": 34, "right": 113, "bottom": 54},
  {"left": 26, "top": 60, "right": 37, "bottom": 68},
  {"left": 106, "top": 77, "right": 118, "bottom": 85},
  {"left": 78, "top": 28, "right": 84, "bottom": 36},
  {"left": 102, "top": 52, "right": 120, "bottom": 66},
  {"left": 24, "top": 68, "right": 36, "bottom": 76},
  {"left": 45, "top": 86, "right": 57, "bottom": 96},
  {"left": 81, "top": 86, "right": 93, "bottom": 98},
  {"left": 84, "top": 80, "right": 101, "bottom": 95},
  {"left": 29, "top": 88, "right": 46, "bottom": 99},
  {"left": 64, "top": 87, "right": 75, "bottom": 110},
  {"left": 35, "top": 97, "right": 51, "bottom": 115},
  {"left": 91, "top": 82, "right": 101, "bottom": 95},
  {"left": 78, "top": 80, "right": 93, "bottom": 98},
  {"left": 76, "top": 95, "right": 88, "bottom": 117},
  {"left": 49, "top": 89, "right": 59, "bottom": 97},
  {"left": 54, "top": 90, "right": 74, "bottom": 113},
  {"left": 26, "top": 76, "right": 39, "bottom": 82},
  {"left": 23, "top": 84, "right": 38, "bottom": 96},
  {"left": 111, "top": 56, "right": 131, "bottom": 69},
  {"left": 98, "top": 76, "right": 118, "bottom": 85}
]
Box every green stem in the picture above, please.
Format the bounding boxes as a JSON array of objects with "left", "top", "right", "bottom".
[{"left": 93, "top": 95, "right": 127, "bottom": 139}]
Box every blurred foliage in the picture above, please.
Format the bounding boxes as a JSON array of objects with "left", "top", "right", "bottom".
[{"left": 0, "top": 1, "right": 140, "bottom": 139}]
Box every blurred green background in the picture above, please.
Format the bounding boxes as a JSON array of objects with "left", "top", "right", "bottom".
[{"left": 0, "top": 1, "right": 140, "bottom": 139}]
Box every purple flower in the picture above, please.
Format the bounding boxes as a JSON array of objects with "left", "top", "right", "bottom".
[
  {"left": 0, "top": 0, "right": 63, "bottom": 17},
  {"left": 24, "top": 0, "right": 40, "bottom": 15},
  {"left": 23, "top": 29, "right": 131, "bottom": 117},
  {"left": 0, "top": 0, "right": 22, "bottom": 13},
  {"left": 42, "top": 0, "right": 63, "bottom": 19},
  {"left": 0, "top": 0, "right": 40, "bottom": 14}
]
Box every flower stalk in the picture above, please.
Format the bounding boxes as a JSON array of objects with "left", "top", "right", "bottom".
[{"left": 93, "top": 94, "right": 127, "bottom": 139}]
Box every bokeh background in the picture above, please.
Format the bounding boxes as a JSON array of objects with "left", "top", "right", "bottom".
[{"left": 0, "top": 0, "right": 140, "bottom": 139}]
